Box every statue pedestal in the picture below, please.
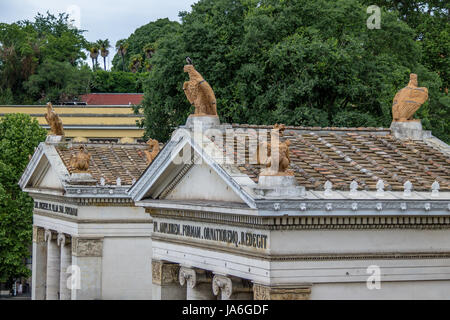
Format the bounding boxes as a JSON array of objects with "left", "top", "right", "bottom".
[
  {"left": 254, "top": 175, "right": 305, "bottom": 198},
  {"left": 390, "top": 121, "right": 423, "bottom": 140},
  {"left": 67, "top": 173, "right": 97, "bottom": 185},
  {"left": 185, "top": 115, "right": 220, "bottom": 130},
  {"left": 45, "top": 135, "right": 64, "bottom": 144}
]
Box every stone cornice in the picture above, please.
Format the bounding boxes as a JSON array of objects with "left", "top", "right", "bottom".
[{"left": 151, "top": 208, "right": 450, "bottom": 230}]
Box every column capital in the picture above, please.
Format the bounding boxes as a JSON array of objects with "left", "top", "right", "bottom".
[
  {"left": 33, "top": 226, "right": 46, "bottom": 243},
  {"left": 212, "top": 274, "right": 252, "bottom": 299},
  {"left": 179, "top": 267, "right": 212, "bottom": 289},
  {"left": 152, "top": 260, "right": 180, "bottom": 286},
  {"left": 253, "top": 283, "right": 312, "bottom": 300},
  {"left": 71, "top": 237, "right": 103, "bottom": 257},
  {"left": 57, "top": 233, "right": 71, "bottom": 246},
  {"left": 44, "top": 229, "right": 56, "bottom": 242}
]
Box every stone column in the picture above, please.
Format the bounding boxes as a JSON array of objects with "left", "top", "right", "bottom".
[
  {"left": 152, "top": 260, "right": 186, "bottom": 300},
  {"left": 45, "top": 229, "right": 60, "bottom": 300},
  {"left": 253, "top": 283, "right": 311, "bottom": 300},
  {"left": 57, "top": 233, "right": 72, "bottom": 300},
  {"left": 212, "top": 275, "right": 253, "bottom": 300},
  {"left": 71, "top": 237, "right": 103, "bottom": 300},
  {"left": 32, "top": 226, "right": 47, "bottom": 300},
  {"left": 179, "top": 267, "right": 216, "bottom": 300}
]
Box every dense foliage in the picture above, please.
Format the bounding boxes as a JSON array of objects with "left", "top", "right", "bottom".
[
  {"left": 0, "top": 13, "right": 145, "bottom": 104},
  {"left": 0, "top": 114, "right": 46, "bottom": 283},
  {"left": 111, "top": 19, "right": 181, "bottom": 72},
  {"left": 138, "top": 0, "right": 449, "bottom": 142}
]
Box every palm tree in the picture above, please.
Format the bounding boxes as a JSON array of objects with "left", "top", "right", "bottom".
[
  {"left": 115, "top": 39, "right": 128, "bottom": 71},
  {"left": 129, "top": 54, "right": 143, "bottom": 73},
  {"left": 143, "top": 43, "right": 155, "bottom": 59},
  {"left": 97, "top": 39, "right": 111, "bottom": 71},
  {"left": 87, "top": 42, "right": 100, "bottom": 70}
]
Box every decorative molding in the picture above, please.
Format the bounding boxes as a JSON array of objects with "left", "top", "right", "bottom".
[
  {"left": 150, "top": 208, "right": 450, "bottom": 230},
  {"left": 253, "top": 283, "right": 311, "bottom": 300},
  {"left": 32, "top": 226, "right": 46, "bottom": 243},
  {"left": 152, "top": 260, "right": 180, "bottom": 286},
  {"left": 44, "top": 229, "right": 55, "bottom": 242},
  {"left": 72, "top": 238, "right": 103, "bottom": 257}
]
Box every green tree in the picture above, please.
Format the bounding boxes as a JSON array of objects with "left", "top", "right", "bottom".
[
  {"left": 140, "top": 0, "right": 445, "bottom": 142},
  {"left": 87, "top": 42, "right": 100, "bottom": 71},
  {"left": 23, "top": 59, "right": 92, "bottom": 104},
  {"left": 98, "top": 39, "right": 111, "bottom": 71},
  {"left": 111, "top": 18, "right": 181, "bottom": 72},
  {"left": 115, "top": 39, "right": 129, "bottom": 71},
  {"left": 0, "top": 114, "right": 47, "bottom": 284}
]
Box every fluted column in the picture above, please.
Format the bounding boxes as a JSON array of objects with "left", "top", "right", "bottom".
[
  {"left": 152, "top": 260, "right": 186, "bottom": 300},
  {"left": 32, "top": 226, "right": 47, "bottom": 300},
  {"left": 58, "top": 233, "right": 72, "bottom": 300},
  {"left": 45, "top": 229, "right": 60, "bottom": 300},
  {"left": 212, "top": 275, "right": 253, "bottom": 300},
  {"left": 179, "top": 267, "right": 216, "bottom": 300}
]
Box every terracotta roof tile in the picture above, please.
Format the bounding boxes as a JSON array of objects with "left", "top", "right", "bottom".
[
  {"left": 217, "top": 125, "right": 450, "bottom": 191},
  {"left": 56, "top": 142, "right": 149, "bottom": 185}
]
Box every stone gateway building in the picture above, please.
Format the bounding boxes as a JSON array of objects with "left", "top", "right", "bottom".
[
  {"left": 19, "top": 139, "right": 153, "bottom": 300},
  {"left": 21, "top": 69, "right": 450, "bottom": 300}
]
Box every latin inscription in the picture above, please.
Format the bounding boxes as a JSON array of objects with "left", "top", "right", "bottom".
[
  {"left": 34, "top": 201, "right": 78, "bottom": 216},
  {"left": 154, "top": 221, "right": 268, "bottom": 249}
]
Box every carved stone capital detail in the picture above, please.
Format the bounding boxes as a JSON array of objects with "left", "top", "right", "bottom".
[
  {"left": 179, "top": 267, "right": 197, "bottom": 288},
  {"left": 33, "top": 226, "right": 46, "bottom": 243},
  {"left": 57, "top": 233, "right": 71, "bottom": 246},
  {"left": 179, "top": 267, "right": 212, "bottom": 289},
  {"left": 152, "top": 260, "right": 180, "bottom": 285},
  {"left": 212, "top": 275, "right": 232, "bottom": 298},
  {"left": 44, "top": 229, "right": 54, "bottom": 242},
  {"left": 71, "top": 238, "right": 103, "bottom": 257},
  {"left": 253, "top": 283, "right": 311, "bottom": 300}
]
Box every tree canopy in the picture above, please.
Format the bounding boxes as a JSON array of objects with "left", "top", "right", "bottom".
[
  {"left": 138, "top": 0, "right": 449, "bottom": 143},
  {"left": 0, "top": 114, "right": 46, "bottom": 283}
]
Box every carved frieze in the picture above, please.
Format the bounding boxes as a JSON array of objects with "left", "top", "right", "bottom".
[
  {"left": 33, "top": 226, "right": 46, "bottom": 243},
  {"left": 72, "top": 238, "right": 103, "bottom": 257},
  {"left": 152, "top": 260, "right": 180, "bottom": 285},
  {"left": 253, "top": 283, "right": 311, "bottom": 300}
]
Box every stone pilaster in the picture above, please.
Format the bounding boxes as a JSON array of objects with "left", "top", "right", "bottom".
[
  {"left": 179, "top": 267, "right": 215, "bottom": 300},
  {"left": 212, "top": 275, "right": 253, "bottom": 300},
  {"left": 32, "top": 226, "right": 47, "bottom": 300},
  {"left": 45, "top": 229, "right": 60, "bottom": 300},
  {"left": 71, "top": 237, "right": 103, "bottom": 300},
  {"left": 253, "top": 283, "right": 311, "bottom": 300},
  {"left": 58, "top": 233, "right": 72, "bottom": 300},
  {"left": 152, "top": 260, "right": 186, "bottom": 300}
]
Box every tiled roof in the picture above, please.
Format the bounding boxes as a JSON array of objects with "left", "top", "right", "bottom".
[
  {"left": 217, "top": 125, "right": 450, "bottom": 191},
  {"left": 80, "top": 93, "right": 144, "bottom": 105},
  {"left": 56, "top": 142, "right": 149, "bottom": 185}
]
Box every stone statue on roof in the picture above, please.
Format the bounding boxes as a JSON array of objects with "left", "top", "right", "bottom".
[
  {"left": 259, "top": 125, "right": 293, "bottom": 176},
  {"left": 70, "top": 145, "right": 91, "bottom": 172},
  {"left": 144, "top": 138, "right": 160, "bottom": 165},
  {"left": 44, "top": 102, "right": 64, "bottom": 136},
  {"left": 392, "top": 73, "right": 428, "bottom": 122},
  {"left": 183, "top": 58, "right": 217, "bottom": 116}
]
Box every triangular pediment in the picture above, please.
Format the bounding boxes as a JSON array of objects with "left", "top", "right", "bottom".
[
  {"left": 163, "top": 162, "right": 245, "bottom": 203},
  {"left": 129, "top": 130, "right": 257, "bottom": 208},
  {"left": 19, "top": 142, "right": 70, "bottom": 193}
]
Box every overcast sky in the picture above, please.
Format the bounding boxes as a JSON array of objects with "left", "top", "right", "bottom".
[{"left": 0, "top": 0, "right": 197, "bottom": 69}]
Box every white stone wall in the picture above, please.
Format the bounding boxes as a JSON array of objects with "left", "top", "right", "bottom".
[
  {"left": 310, "top": 281, "right": 450, "bottom": 299},
  {"left": 101, "top": 236, "right": 153, "bottom": 300}
]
